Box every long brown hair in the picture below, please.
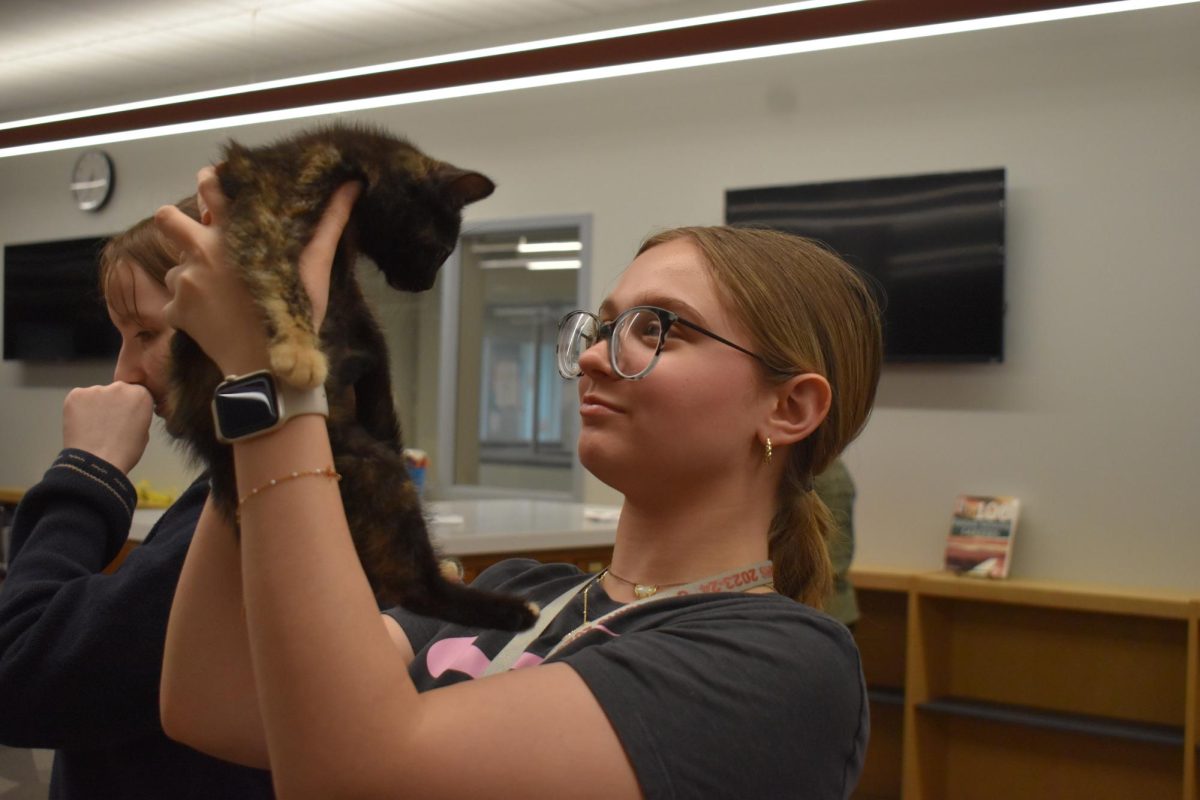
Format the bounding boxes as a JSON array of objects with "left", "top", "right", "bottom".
[
  {"left": 637, "top": 226, "right": 882, "bottom": 607},
  {"left": 99, "top": 196, "right": 200, "bottom": 319}
]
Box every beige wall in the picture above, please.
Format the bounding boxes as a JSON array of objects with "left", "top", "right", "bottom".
[{"left": 1, "top": 6, "right": 1197, "bottom": 589}]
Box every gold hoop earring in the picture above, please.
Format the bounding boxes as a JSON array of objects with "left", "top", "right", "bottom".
[{"left": 763, "top": 436, "right": 773, "bottom": 465}]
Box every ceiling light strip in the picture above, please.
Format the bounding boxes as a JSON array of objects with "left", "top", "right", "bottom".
[
  {"left": 0, "top": 0, "right": 1193, "bottom": 158},
  {"left": 1, "top": 0, "right": 904, "bottom": 149},
  {"left": 0, "top": 0, "right": 1089, "bottom": 149},
  {"left": 0, "top": 0, "right": 863, "bottom": 133}
]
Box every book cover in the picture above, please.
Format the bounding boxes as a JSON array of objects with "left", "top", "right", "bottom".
[{"left": 943, "top": 495, "right": 1020, "bottom": 579}]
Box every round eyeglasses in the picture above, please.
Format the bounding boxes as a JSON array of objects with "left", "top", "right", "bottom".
[{"left": 556, "top": 305, "right": 781, "bottom": 381}]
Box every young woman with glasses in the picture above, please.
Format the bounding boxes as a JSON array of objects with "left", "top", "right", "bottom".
[{"left": 159, "top": 168, "right": 882, "bottom": 799}]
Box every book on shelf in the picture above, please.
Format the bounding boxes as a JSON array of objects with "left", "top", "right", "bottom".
[{"left": 943, "top": 495, "right": 1020, "bottom": 579}]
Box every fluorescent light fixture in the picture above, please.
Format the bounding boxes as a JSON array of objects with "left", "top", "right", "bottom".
[
  {"left": 516, "top": 239, "right": 584, "bottom": 253},
  {"left": 526, "top": 260, "right": 582, "bottom": 271},
  {"left": 480, "top": 258, "right": 582, "bottom": 271},
  {"left": 1, "top": 0, "right": 1194, "bottom": 159},
  {"left": 470, "top": 239, "right": 584, "bottom": 254}
]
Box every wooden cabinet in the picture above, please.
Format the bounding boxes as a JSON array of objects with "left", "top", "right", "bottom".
[
  {"left": 454, "top": 545, "right": 613, "bottom": 583},
  {"left": 1185, "top": 599, "right": 1195, "bottom": 800},
  {"left": 849, "top": 568, "right": 1199, "bottom": 800},
  {"left": 850, "top": 568, "right": 912, "bottom": 800},
  {"left": 1189, "top": 601, "right": 1200, "bottom": 800}
]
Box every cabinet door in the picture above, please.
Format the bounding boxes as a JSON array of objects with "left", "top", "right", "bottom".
[
  {"left": 851, "top": 573, "right": 910, "bottom": 800},
  {"left": 904, "top": 580, "right": 1191, "bottom": 800}
]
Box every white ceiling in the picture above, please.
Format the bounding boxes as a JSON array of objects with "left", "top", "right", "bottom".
[{"left": 0, "top": 0, "right": 774, "bottom": 124}]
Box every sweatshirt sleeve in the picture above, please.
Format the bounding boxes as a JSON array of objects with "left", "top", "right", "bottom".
[{"left": 0, "top": 449, "right": 203, "bottom": 749}]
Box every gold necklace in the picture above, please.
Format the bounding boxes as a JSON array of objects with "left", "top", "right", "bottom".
[
  {"left": 605, "top": 567, "right": 689, "bottom": 600},
  {"left": 581, "top": 567, "right": 686, "bottom": 623},
  {"left": 581, "top": 569, "right": 608, "bottom": 624},
  {"left": 582, "top": 563, "right": 775, "bottom": 625}
]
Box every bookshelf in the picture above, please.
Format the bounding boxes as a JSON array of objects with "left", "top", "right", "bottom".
[{"left": 849, "top": 567, "right": 1199, "bottom": 799}]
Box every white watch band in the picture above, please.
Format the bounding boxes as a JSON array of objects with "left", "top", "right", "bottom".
[{"left": 277, "top": 381, "right": 329, "bottom": 420}]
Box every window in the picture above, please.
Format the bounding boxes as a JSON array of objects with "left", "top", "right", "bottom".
[
  {"left": 477, "top": 303, "right": 573, "bottom": 467},
  {"left": 437, "top": 218, "right": 590, "bottom": 498}
]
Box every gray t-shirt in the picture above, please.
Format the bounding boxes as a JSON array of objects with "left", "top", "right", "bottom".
[{"left": 387, "top": 559, "right": 868, "bottom": 799}]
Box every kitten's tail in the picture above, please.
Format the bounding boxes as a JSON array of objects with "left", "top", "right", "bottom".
[{"left": 398, "top": 576, "right": 540, "bottom": 632}]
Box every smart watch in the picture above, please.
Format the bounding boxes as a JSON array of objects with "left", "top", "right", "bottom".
[{"left": 211, "top": 370, "right": 329, "bottom": 444}]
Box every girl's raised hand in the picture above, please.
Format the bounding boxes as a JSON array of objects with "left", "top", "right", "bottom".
[
  {"left": 158, "top": 167, "right": 267, "bottom": 377},
  {"left": 157, "top": 168, "right": 361, "bottom": 377},
  {"left": 298, "top": 181, "right": 361, "bottom": 330}
]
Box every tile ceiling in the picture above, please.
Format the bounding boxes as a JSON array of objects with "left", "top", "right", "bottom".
[{"left": 0, "top": 0, "right": 773, "bottom": 124}]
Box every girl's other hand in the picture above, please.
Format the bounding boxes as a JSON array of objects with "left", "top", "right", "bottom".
[{"left": 63, "top": 382, "right": 154, "bottom": 474}]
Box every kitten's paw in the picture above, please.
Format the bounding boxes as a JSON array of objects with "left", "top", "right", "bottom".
[{"left": 270, "top": 343, "right": 328, "bottom": 388}]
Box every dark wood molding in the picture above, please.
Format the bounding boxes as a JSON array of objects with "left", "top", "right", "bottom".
[{"left": 1, "top": 0, "right": 1109, "bottom": 149}]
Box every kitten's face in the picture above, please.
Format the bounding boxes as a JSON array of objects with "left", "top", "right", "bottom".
[{"left": 357, "top": 156, "right": 495, "bottom": 293}]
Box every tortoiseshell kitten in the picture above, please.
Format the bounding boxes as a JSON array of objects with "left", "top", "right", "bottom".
[{"left": 166, "top": 123, "right": 537, "bottom": 631}]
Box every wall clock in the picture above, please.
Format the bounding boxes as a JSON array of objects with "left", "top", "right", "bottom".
[{"left": 70, "top": 150, "right": 115, "bottom": 212}]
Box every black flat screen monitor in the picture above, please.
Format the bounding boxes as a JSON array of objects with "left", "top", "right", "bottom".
[
  {"left": 3, "top": 235, "right": 119, "bottom": 361},
  {"left": 726, "top": 168, "right": 1006, "bottom": 363}
]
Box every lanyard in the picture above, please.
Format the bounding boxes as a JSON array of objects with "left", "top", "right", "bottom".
[
  {"left": 483, "top": 560, "right": 774, "bottom": 676},
  {"left": 482, "top": 573, "right": 595, "bottom": 677}
]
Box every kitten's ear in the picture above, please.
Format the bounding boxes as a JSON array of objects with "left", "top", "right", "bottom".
[
  {"left": 438, "top": 168, "right": 496, "bottom": 209},
  {"left": 217, "top": 141, "right": 253, "bottom": 199}
]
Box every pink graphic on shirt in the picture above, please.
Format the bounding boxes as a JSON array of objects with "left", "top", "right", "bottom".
[
  {"left": 425, "top": 636, "right": 546, "bottom": 679},
  {"left": 427, "top": 637, "right": 491, "bottom": 679},
  {"left": 425, "top": 626, "right": 619, "bottom": 680}
]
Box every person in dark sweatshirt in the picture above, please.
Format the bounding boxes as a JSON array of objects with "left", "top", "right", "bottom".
[{"left": 0, "top": 199, "right": 273, "bottom": 799}]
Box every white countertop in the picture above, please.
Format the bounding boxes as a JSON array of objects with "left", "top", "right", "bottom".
[
  {"left": 128, "top": 498, "right": 621, "bottom": 555},
  {"left": 427, "top": 499, "right": 620, "bottom": 556}
]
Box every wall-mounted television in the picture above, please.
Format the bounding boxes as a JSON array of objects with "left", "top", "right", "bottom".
[
  {"left": 3, "top": 235, "right": 119, "bottom": 362},
  {"left": 726, "top": 168, "right": 1006, "bottom": 363}
]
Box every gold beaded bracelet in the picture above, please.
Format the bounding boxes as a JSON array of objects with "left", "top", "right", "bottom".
[{"left": 237, "top": 466, "right": 342, "bottom": 513}]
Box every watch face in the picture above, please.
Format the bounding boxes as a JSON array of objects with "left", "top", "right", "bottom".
[
  {"left": 214, "top": 373, "right": 280, "bottom": 440},
  {"left": 70, "top": 150, "right": 114, "bottom": 212}
]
